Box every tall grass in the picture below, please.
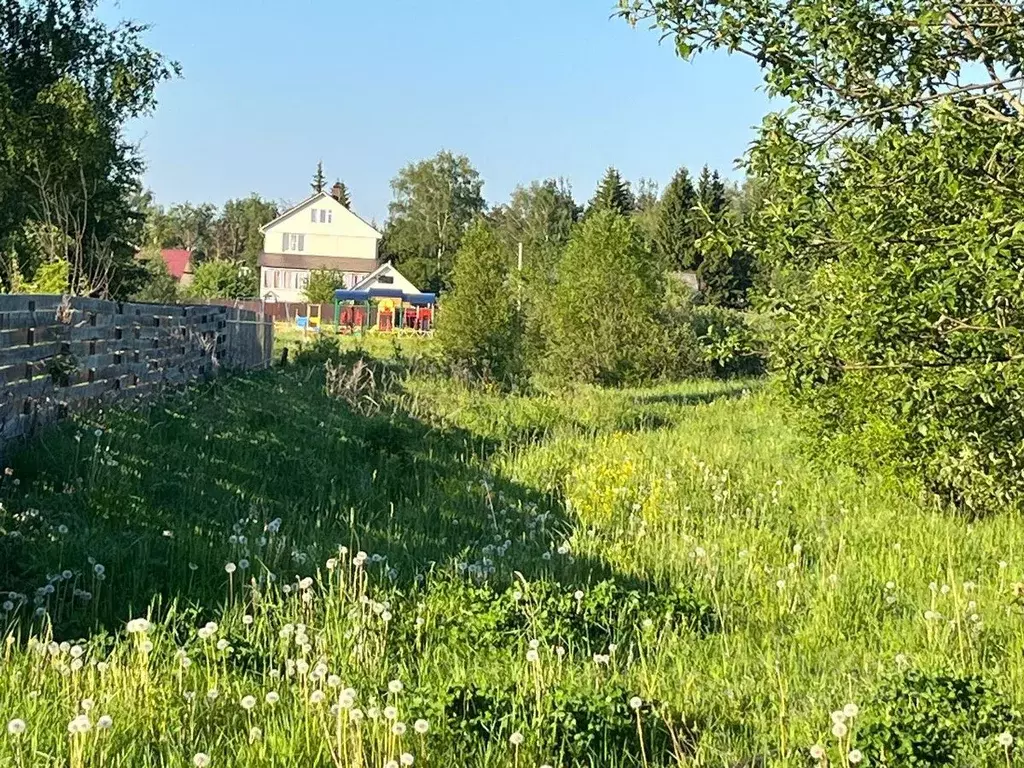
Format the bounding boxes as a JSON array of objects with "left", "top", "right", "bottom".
[{"left": 0, "top": 341, "right": 1021, "bottom": 766}]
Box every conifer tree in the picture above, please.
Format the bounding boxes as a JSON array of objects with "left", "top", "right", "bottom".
[
  {"left": 311, "top": 161, "right": 327, "bottom": 194},
  {"left": 654, "top": 166, "right": 700, "bottom": 270},
  {"left": 587, "top": 167, "right": 635, "bottom": 216}
]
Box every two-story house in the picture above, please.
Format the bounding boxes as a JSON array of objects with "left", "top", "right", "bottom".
[{"left": 258, "top": 183, "right": 382, "bottom": 302}]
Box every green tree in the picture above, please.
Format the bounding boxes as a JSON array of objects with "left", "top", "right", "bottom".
[
  {"left": 587, "top": 167, "right": 635, "bottom": 217},
  {"left": 694, "top": 166, "right": 727, "bottom": 233},
  {"left": 435, "top": 221, "right": 524, "bottom": 383},
  {"left": 654, "top": 167, "right": 699, "bottom": 270},
  {"left": 489, "top": 179, "right": 579, "bottom": 368},
  {"left": 331, "top": 181, "right": 351, "bottom": 209},
  {"left": 311, "top": 161, "right": 327, "bottom": 194},
  {"left": 695, "top": 214, "right": 755, "bottom": 309},
  {"left": 632, "top": 177, "right": 661, "bottom": 248},
  {"left": 385, "top": 150, "right": 485, "bottom": 292},
  {"left": 303, "top": 270, "right": 345, "bottom": 304},
  {"left": 131, "top": 247, "right": 178, "bottom": 303},
  {"left": 188, "top": 260, "right": 256, "bottom": 300},
  {"left": 547, "top": 211, "right": 667, "bottom": 385},
  {"left": 620, "top": 0, "right": 1024, "bottom": 511},
  {"left": 212, "top": 195, "right": 279, "bottom": 266},
  {"left": 164, "top": 202, "right": 217, "bottom": 258},
  {"left": 0, "top": 0, "right": 178, "bottom": 297}
]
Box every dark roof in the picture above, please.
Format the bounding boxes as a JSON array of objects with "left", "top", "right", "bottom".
[{"left": 258, "top": 252, "right": 378, "bottom": 272}]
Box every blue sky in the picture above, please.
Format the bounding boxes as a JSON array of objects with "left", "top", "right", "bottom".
[{"left": 100, "top": 0, "right": 771, "bottom": 222}]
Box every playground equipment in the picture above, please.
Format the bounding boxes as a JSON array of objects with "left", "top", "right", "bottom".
[
  {"left": 333, "top": 288, "right": 436, "bottom": 334},
  {"left": 295, "top": 304, "right": 323, "bottom": 336}
]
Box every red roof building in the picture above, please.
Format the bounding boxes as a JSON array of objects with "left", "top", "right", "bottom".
[{"left": 159, "top": 249, "right": 192, "bottom": 280}]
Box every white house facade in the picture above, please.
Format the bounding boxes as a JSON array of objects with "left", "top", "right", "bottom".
[{"left": 258, "top": 186, "right": 382, "bottom": 303}]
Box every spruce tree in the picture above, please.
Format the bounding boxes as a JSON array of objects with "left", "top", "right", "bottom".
[
  {"left": 333, "top": 180, "right": 351, "bottom": 208},
  {"left": 695, "top": 166, "right": 727, "bottom": 222},
  {"left": 587, "top": 167, "right": 635, "bottom": 216},
  {"left": 311, "top": 161, "right": 327, "bottom": 194},
  {"left": 654, "top": 166, "right": 700, "bottom": 270}
]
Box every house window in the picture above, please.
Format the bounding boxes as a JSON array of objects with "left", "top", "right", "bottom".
[
  {"left": 311, "top": 208, "right": 317, "bottom": 223},
  {"left": 298, "top": 272, "right": 309, "bottom": 290},
  {"left": 273, "top": 270, "right": 280, "bottom": 289},
  {"left": 282, "top": 233, "right": 305, "bottom": 252},
  {"left": 310, "top": 208, "right": 332, "bottom": 224},
  {"left": 379, "top": 275, "right": 394, "bottom": 285}
]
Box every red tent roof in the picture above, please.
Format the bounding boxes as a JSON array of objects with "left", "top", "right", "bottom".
[{"left": 159, "top": 249, "right": 192, "bottom": 279}]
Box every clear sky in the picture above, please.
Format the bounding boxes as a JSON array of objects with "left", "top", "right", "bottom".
[{"left": 99, "top": 0, "right": 771, "bottom": 223}]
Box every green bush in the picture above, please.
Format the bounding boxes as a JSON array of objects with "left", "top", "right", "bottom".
[
  {"left": 434, "top": 221, "right": 525, "bottom": 385},
  {"left": 546, "top": 211, "right": 669, "bottom": 386},
  {"left": 858, "top": 669, "right": 1019, "bottom": 766},
  {"left": 753, "top": 106, "right": 1024, "bottom": 513}
]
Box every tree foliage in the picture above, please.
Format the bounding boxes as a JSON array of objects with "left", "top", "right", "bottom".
[
  {"left": 654, "top": 167, "right": 699, "bottom": 270},
  {"left": 187, "top": 260, "right": 257, "bottom": 300},
  {"left": 435, "top": 221, "right": 524, "bottom": 383},
  {"left": 131, "top": 248, "right": 178, "bottom": 304},
  {"left": 0, "top": 0, "right": 178, "bottom": 297},
  {"left": 620, "top": 0, "right": 1024, "bottom": 511},
  {"left": 311, "top": 161, "right": 326, "bottom": 194},
  {"left": 385, "top": 150, "right": 485, "bottom": 292},
  {"left": 587, "top": 168, "right": 635, "bottom": 217},
  {"left": 546, "top": 211, "right": 668, "bottom": 386},
  {"left": 304, "top": 270, "right": 345, "bottom": 304}
]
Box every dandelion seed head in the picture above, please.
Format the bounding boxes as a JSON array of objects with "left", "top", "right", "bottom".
[
  {"left": 509, "top": 731, "right": 525, "bottom": 746},
  {"left": 809, "top": 744, "right": 825, "bottom": 760},
  {"left": 843, "top": 703, "right": 859, "bottom": 719},
  {"left": 392, "top": 721, "right": 407, "bottom": 736},
  {"left": 193, "top": 753, "right": 211, "bottom": 768},
  {"left": 97, "top": 715, "right": 113, "bottom": 730},
  {"left": 414, "top": 718, "right": 429, "bottom": 735},
  {"left": 265, "top": 691, "right": 279, "bottom": 705},
  {"left": 999, "top": 732, "right": 1014, "bottom": 747},
  {"left": 388, "top": 679, "right": 404, "bottom": 694},
  {"left": 831, "top": 722, "right": 848, "bottom": 739},
  {"left": 6, "top": 719, "right": 26, "bottom": 736},
  {"left": 240, "top": 695, "right": 257, "bottom": 711},
  {"left": 848, "top": 749, "right": 863, "bottom": 764}
]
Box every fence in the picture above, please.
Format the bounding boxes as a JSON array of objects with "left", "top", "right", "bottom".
[
  {"left": 0, "top": 295, "right": 274, "bottom": 446},
  {"left": 201, "top": 299, "right": 334, "bottom": 323}
]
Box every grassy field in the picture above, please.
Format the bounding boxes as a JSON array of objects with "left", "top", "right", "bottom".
[{"left": 1, "top": 337, "right": 1022, "bottom": 767}]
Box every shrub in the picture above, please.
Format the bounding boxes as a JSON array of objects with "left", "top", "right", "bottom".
[
  {"left": 188, "top": 259, "right": 257, "bottom": 299},
  {"left": 304, "top": 269, "right": 345, "bottom": 303},
  {"left": 434, "top": 221, "right": 525, "bottom": 384},
  {"left": 858, "top": 669, "right": 1019, "bottom": 766},
  {"left": 546, "top": 211, "right": 668, "bottom": 386},
  {"left": 754, "top": 107, "right": 1024, "bottom": 513}
]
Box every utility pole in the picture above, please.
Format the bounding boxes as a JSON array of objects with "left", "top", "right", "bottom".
[{"left": 517, "top": 242, "right": 524, "bottom": 311}]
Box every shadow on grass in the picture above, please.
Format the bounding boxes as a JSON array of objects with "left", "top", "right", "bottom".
[
  {"left": 632, "top": 380, "right": 755, "bottom": 409},
  {"left": 0, "top": 361, "right": 702, "bottom": 643}
]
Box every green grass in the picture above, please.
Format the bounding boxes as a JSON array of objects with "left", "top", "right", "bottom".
[{"left": 1, "top": 340, "right": 1023, "bottom": 767}]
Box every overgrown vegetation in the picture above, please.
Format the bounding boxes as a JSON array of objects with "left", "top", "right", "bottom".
[{"left": 2, "top": 339, "right": 1022, "bottom": 767}]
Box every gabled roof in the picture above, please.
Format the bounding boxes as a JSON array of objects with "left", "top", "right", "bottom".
[
  {"left": 352, "top": 262, "right": 420, "bottom": 293},
  {"left": 159, "top": 249, "right": 192, "bottom": 279},
  {"left": 259, "top": 190, "right": 382, "bottom": 238}
]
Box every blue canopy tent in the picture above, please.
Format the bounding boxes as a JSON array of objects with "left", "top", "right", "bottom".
[{"left": 333, "top": 288, "right": 437, "bottom": 333}]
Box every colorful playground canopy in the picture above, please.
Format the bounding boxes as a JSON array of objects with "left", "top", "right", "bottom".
[{"left": 334, "top": 288, "right": 437, "bottom": 305}]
